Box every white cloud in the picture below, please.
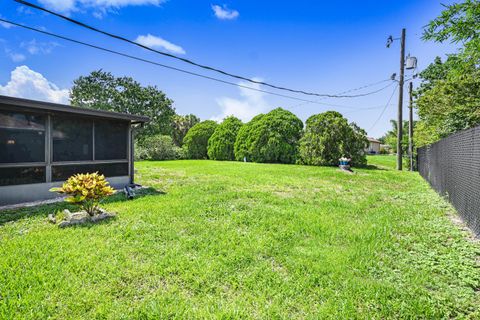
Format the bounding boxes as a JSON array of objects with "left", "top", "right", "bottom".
[
  {"left": 211, "top": 78, "right": 271, "bottom": 122},
  {"left": 17, "top": 6, "right": 34, "bottom": 15},
  {"left": 37, "top": 0, "right": 78, "bottom": 13},
  {"left": 20, "top": 39, "right": 59, "bottom": 55},
  {"left": 0, "top": 66, "right": 70, "bottom": 104},
  {"left": 0, "top": 15, "right": 13, "bottom": 29},
  {"left": 135, "top": 34, "right": 186, "bottom": 54},
  {"left": 0, "top": 21, "right": 12, "bottom": 29},
  {"left": 92, "top": 11, "right": 104, "bottom": 19},
  {"left": 37, "top": 0, "right": 164, "bottom": 15},
  {"left": 2, "top": 43, "right": 27, "bottom": 62},
  {"left": 212, "top": 4, "right": 239, "bottom": 20},
  {"left": 8, "top": 52, "right": 26, "bottom": 62}
]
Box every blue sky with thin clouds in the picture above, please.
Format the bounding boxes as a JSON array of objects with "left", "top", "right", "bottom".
[{"left": 0, "top": 0, "right": 457, "bottom": 137}]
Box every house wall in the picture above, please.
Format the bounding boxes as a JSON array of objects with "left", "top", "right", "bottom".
[
  {"left": 0, "top": 105, "right": 135, "bottom": 206},
  {"left": 0, "top": 176, "right": 129, "bottom": 206},
  {"left": 367, "top": 142, "right": 381, "bottom": 154}
]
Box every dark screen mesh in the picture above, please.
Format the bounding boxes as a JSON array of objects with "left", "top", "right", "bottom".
[
  {"left": 0, "top": 167, "right": 46, "bottom": 186},
  {"left": 95, "top": 120, "right": 128, "bottom": 160},
  {"left": 0, "top": 111, "right": 45, "bottom": 163},
  {"left": 418, "top": 126, "right": 480, "bottom": 235},
  {"left": 52, "top": 116, "right": 93, "bottom": 162}
]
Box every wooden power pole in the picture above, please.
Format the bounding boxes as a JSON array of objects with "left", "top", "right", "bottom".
[
  {"left": 396, "top": 28, "right": 406, "bottom": 171},
  {"left": 408, "top": 81, "right": 414, "bottom": 171}
]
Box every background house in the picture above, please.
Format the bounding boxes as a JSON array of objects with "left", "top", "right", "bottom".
[{"left": 366, "top": 137, "right": 381, "bottom": 154}]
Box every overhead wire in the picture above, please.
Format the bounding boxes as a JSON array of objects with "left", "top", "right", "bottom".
[
  {"left": 368, "top": 84, "right": 399, "bottom": 132},
  {"left": 289, "top": 80, "right": 396, "bottom": 109},
  {"left": 14, "top": 0, "right": 393, "bottom": 99},
  {"left": 0, "top": 18, "right": 396, "bottom": 111},
  {"left": 343, "top": 103, "right": 396, "bottom": 115}
]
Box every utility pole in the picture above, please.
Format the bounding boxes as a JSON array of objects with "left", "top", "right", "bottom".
[
  {"left": 408, "top": 81, "right": 414, "bottom": 171},
  {"left": 396, "top": 28, "right": 406, "bottom": 171}
]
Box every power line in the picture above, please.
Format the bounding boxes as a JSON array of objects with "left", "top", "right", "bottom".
[
  {"left": 343, "top": 104, "right": 396, "bottom": 115},
  {"left": 290, "top": 80, "right": 395, "bottom": 109},
  {"left": 14, "top": 0, "right": 391, "bottom": 99},
  {"left": 0, "top": 18, "right": 398, "bottom": 109},
  {"left": 368, "top": 84, "right": 399, "bottom": 132},
  {"left": 0, "top": 18, "right": 395, "bottom": 111},
  {"left": 336, "top": 79, "right": 392, "bottom": 95},
  {"left": 290, "top": 99, "right": 396, "bottom": 111}
]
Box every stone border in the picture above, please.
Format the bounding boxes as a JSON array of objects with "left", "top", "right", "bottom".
[{"left": 49, "top": 209, "right": 116, "bottom": 228}]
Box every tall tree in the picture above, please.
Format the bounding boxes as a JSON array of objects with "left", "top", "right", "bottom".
[
  {"left": 423, "top": 0, "right": 480, "bottom": 64},
  {"left": 171, "top": 114, "right": 200, "bottom": 147},
  {"left": 70, "top": 70, "right": 176, "bottom": 141},
  {"left": 414, "top": 0, "right": 480, "bottom": 147},
  {"left": 381, "top": 120, "right": 411, "bottom": 154},
  {"left": 298, "top": 111, "right": 368, "bottom": 166},
  {"left": 234, "top": 108, "right": 303, "bottom": 164},
  {"left": 182, "top": 120, "right": 218, "bottom": 159},
  {"left": 207, "top": 116, "right": 243, "bottom": 161}
]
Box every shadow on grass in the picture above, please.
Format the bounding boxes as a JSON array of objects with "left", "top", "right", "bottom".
[
  {"left": 102, "top": 187, "right": 166, "bottom": 204},
  {"left": 0, "top": 187, "right": 165, "bottom": 226},
  {"left": 359, "top": 164, "right": 388, "bottom": 171}
]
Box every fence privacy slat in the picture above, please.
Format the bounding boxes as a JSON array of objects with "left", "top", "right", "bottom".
[{"left": 418, "top": 126, "right": 480, "bottom": 236}]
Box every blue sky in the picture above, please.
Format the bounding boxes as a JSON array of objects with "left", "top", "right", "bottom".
[{"left": 0, "top": 0, "right": 457, "bottom": 137}]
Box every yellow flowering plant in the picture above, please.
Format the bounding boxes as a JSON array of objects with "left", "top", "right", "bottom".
[{"left": 50, "top": 172, "right": 115, "bottom": 216}]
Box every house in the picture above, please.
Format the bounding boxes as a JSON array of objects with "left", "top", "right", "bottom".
[
  {"left": 366, "top": 137, "right": 381, "bottom": 154},
  {"left": 0, "top": 95, "right": 149, "bottom": 206}
]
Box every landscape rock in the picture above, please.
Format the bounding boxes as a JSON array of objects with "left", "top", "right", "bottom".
[
  {"left": 47, "top": 214, "right": 56, "bottom": 224},
  {"left": 58, "top": 209, "right": 116, "bottom": 228}
]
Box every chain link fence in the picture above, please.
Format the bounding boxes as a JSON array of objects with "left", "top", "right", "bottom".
[{"left": 417, "top": 126, "right": 480, "bottom": 235}]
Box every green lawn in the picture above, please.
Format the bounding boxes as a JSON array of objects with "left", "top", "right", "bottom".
[{"left": 0, "top": 156, "right": 479, "bottom": 319}]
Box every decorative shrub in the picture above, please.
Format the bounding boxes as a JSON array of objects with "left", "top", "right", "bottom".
[
  {"left": 50, "top": 172, "right": 115, "bottom": 216},
  {"left": 344, "top": 122, "right": 369, "bottom": 166},
  {"left": 234, "top": 113, "right": 265, "bottom": 162},
  {"left": 379, "top": 146, "right": 389, "bottom": 154},
  {"left": 182, "top": 120, "right": 218, "bottom": 159},
  {"left": 298, "top": 111, "right": 368, "bottom": 166},
  {"left": 135, "top": 135, "right": 181, "bottom": 161},
  {"left": 207, "top": 116, "right": 243, "bottom": 160},
  {"left": 234, "top": 108, "right": 303, "bottom": 164}
]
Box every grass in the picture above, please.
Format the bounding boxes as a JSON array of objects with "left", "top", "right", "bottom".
[{"left": 0, "top": 156, "right": 479, "bottom": 319}]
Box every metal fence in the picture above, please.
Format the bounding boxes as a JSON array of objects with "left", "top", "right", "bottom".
[{"left": 417, "top": 126, "right": 480, "bottom": 235}]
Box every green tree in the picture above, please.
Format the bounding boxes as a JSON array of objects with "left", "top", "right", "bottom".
[
  {"left": 423, "top": 0, "right": 480, "bottom": 64},
  {"left": 135, "top": 135, "right": 182, "bottom": 161},
  {"left": 207, "top": 116, "right": 243, "bottom": 161},
  {"left": 345, "top": 122, "right": 369, "bottom": 165},
  {"left": 414, "top": 0, "right": 480, "bottom": 146},
  {"left": 415, "top": 70, "right": 480, "bottom": 146},
  {"left": 381, "top": 120, "right": 410, "bottom": 154},
  {"left": 414, "top": 56, "right": 460, "bottom": 97},
  {"left": 234, "top": 114, "right": 265, "bottom": 162},
  {"left": 298, "top": 111, "right": 368, "bottom": 166},
  {"left": 183, "top": 120, "right": 218, "bottom": 159},
  {"left": 70, "top": 70, "right": 176, "bottom": 142},
  {"left": 171, "top": 114, "right": 200, "bottom": 147},
  {"left": 234, "top": 108, "right": 303, "bottom": 164}
]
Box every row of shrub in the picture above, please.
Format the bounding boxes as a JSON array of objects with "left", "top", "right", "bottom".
[
  {"left": 135, "top": 135, "right": 183, "bottom": 161},
  {"left": 137, "top": 108, "right": 369, "bottom": 166}
]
